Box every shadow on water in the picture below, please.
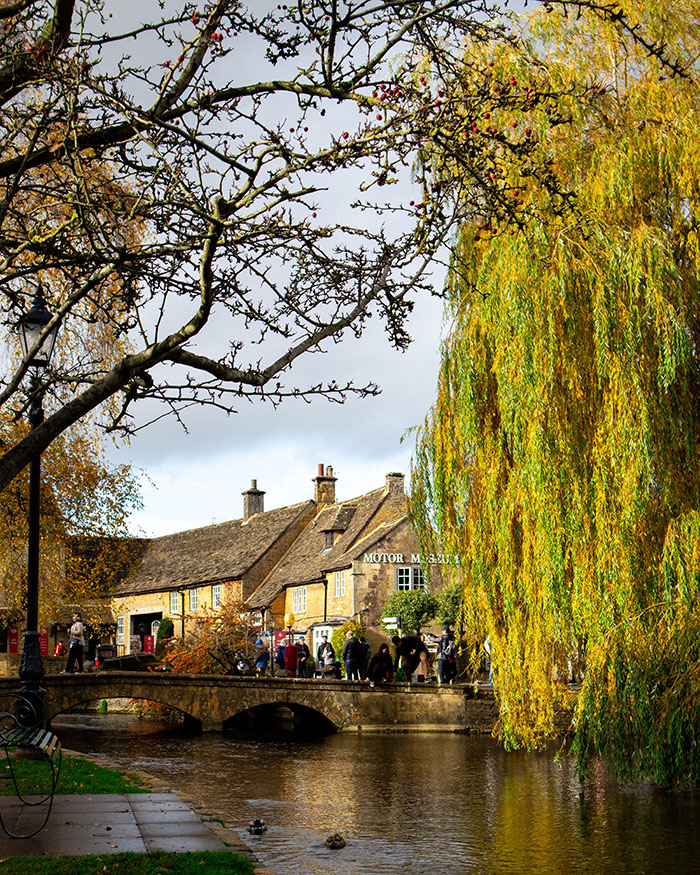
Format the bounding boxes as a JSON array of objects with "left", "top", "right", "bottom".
[
  {"left": 224, "top": 703, "right": 337, "bottom": 737},
  {"left": 53, "top": 709, "right": 700, "bottom": 875}
]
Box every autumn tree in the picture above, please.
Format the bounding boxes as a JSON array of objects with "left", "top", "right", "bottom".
[
  {"left": 0, "top": 0, "right": 602, "bottom": 496},
  {"left": 0, "top": 414, "right": 142, "bottom": 629},
  {"left": 163, "top": 601, "right": 258, "bottom": 674},
  {"left": 411, "top": 1, "right": 700, "bottom": 785}
]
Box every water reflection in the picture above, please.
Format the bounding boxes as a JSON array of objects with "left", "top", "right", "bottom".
[{"left": 53, "top": 712, "right": 700, "bottom": 874}]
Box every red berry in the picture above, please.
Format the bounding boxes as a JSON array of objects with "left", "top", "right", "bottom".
[{"left": 342, "top": 131, "right": 349, "bottom": 139}]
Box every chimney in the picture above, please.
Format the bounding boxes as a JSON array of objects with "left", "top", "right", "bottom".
[
  {"left": 385, "top": 472, "right": 405, "bottom": 494},
  {"left": 243, "top": 479, "right": 265, "bottom": 519},
  {"left": 313, "top": 463, "right": 337, "bottom": 505}
]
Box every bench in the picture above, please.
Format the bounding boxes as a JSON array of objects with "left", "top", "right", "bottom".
[{"left": 0, "top": 692, "right": 62, "bottom": 839}]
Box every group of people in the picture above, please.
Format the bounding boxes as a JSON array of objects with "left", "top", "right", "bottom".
[
  {"left": 391, "top": 626, "right": 457, "bottom": 684},
  {"left": 252, "top": 626, "right": 459, "bottom": 684}
]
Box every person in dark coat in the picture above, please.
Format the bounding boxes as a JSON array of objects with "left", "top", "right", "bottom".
[
  {"left": 341, "top": 631, "right": 364, "bottom": 680},
  {"left": 367, "top": 642, "right": 394, "bottom": 686},
  {"left": 437, "top": 625, "right": 456, "bottom": 684},
  {"left": 296, "top": 636, "right": 311, "bottom": 677},
  {"left": 317, "top": 635, "right": 336, "bottom": 676},
  {"left": 275, "top": 643, "right": 286, "bottom": 672},
  {"left": 391, "top": 634, "right": 427, "bottom": 682}
]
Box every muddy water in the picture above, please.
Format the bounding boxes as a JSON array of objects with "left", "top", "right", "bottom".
[{"left": 53, "top": 712, "right": 700, "bottom": 874}]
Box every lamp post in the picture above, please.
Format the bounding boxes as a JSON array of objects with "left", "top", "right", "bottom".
[{"left": 17, "top": 284, "right": 60, "bottom": 726}]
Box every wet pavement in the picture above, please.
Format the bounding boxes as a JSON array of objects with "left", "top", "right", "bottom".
[{"left": 0, "top": 792, "right": 274, "bottom": 872}]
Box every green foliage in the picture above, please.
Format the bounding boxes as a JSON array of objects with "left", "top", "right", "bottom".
[
  {"left": 156, "top": 617, "right": 175, "bottom": 655},
  {"left": 381, "top": 590, "right": 438, "bottom": 633},
  {"left": 330, "top": 619, "right": 365, "bottom": 679},
  {"left": 8, "top": 852, "right": 255, "bottom": 875},
  {"left": 411, "top": 1, "right": 700, "bottom": 785},
  {"left": 435, "top": 581, "right": 463, "bottom": 629}
]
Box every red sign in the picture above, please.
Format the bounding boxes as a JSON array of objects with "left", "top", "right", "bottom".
[
  {"left": 274, "top": 630, "right": 288, "bottom": 649},
  {"left": 39, "top": 627, "right": 48, "bottom": 656},
  {"left": 143, "top": 635, "right": 155, "bottom": 654},
  {"left": 8, "top": 627, "right": 18, "bottom": 654}
]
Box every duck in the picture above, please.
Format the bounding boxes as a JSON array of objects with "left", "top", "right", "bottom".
[
  {"left": 325, "top": 833, "right": 346, "bottom": 849},
  {"left": 247, "top": 819, "right": 267, "bottom": 834}
]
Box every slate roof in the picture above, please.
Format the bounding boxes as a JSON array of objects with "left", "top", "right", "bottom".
[
  {"left": 247, "top": 484, "right": 408, "bottom": 609},
  {"left": 116, "top": 500, "right": 315, "bottom": 595}
]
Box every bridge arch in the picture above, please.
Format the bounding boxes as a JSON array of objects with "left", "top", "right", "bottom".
[{"left": 223, "top": 701, "right": 337, "bottom": 735}]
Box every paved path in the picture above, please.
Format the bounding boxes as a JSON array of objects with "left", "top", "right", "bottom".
[{"left": 0, "top": 793, "right": 274, "bottom": 873}]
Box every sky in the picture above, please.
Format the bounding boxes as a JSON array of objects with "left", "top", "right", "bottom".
[
  {"left": 113, "top": 281, "right": 447, "bottom": 537},
  {"left": 99, "top": 1, "right": 461, "bottom": 538}
]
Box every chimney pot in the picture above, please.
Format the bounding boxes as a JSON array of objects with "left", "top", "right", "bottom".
[
  {"left": 313, "top": 463, "right": 337, "bottom": 505},
  {"left": 243, "top": 479, "right": 265, "bottom": 519}
]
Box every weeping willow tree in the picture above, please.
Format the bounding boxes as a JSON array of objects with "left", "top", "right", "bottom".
[{"left": 411, "top": 1, "right": 700, "bottom": 785}]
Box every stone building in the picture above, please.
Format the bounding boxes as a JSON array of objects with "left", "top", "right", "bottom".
[{"left": 112, "top": 464, "right": 446, "bottom": 656}]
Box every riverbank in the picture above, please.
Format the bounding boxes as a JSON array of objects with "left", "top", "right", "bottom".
[{"left": 0, "top": 748, "right": 276, "bottom": 875}]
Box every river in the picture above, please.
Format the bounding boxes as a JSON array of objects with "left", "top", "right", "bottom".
[{"left": 53, "top": 712, "right": 700, "bottom": 874}]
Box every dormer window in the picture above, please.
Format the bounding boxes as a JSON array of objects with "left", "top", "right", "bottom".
[{"left": 324, "top": 530, "right": 335, "bottom": 548}]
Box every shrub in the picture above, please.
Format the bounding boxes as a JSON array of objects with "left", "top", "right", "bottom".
[{"left": 155, "top": 617, "right": 174, "bottom": 655}]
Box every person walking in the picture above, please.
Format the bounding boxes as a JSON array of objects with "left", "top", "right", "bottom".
[
  {"left": 342, "top": 631, "right": 364, "bottom": 680},
  {"left": 437, "top": 625, "right": 456, "bottom": 684},
  {"left": 367, "top": 642, "right": 394, "bottom": 687},
  {"left": 62, "top": 612, "right": 85, "bottom": 674}
]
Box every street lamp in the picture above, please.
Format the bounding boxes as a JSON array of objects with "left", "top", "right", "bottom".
[{"left": 17, "top": 284, "right": 60, "bottom": 726}]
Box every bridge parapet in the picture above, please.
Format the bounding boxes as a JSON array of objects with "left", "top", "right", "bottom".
[{"left": 0, "top": 674, "right": 499, "bottom": 734}]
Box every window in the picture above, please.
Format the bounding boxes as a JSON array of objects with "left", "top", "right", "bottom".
[
  {"left": 397, "top": 567, "right": 411, "bottom": 590},
  {"left": 117, "top": 616, "right": 124, "bottom": 645},
  {"left": 189, "top": 588, "right": 199, "bottom": 611},
  {"left": 170, "top": 591, "right": 179, "bottom": 614},
  {"left": 324, "top": 531, "right": 335, "bottom": 548},
  {"left": 212, "top": 584, "right": 221, "bottom": 610},
  {"left": 334, "top": 570, "right": 346, "bottom": 597},
  {"left": 396, "top": 567, "right": 426, "bottom": 591},
  {"left": 412, "top": 567, "right": 426, "bottom": 590},
  {"left": 292, "top": 586, "right": 307, "bottom": 614}
]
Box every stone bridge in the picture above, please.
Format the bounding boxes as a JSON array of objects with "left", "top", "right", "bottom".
[{"left": 0, "top": 673, "right": 498, "bottom": 734}]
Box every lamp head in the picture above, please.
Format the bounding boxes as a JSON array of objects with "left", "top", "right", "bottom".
[{"left": 18, "top": 284, "right": 59, "bottom": 367}]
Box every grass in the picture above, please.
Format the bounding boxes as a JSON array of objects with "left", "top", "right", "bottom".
[
  {"left": 0, "top": 753, "right": 258, "bottom": 874},
  {"left": 0, "top": 753, "right": 147, "bottom": 796},
  {"left": 0, "top": 851, "right": 256, "bottom": 874}
]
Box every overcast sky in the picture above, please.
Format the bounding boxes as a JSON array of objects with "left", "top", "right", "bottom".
[
  {"left": 99, "top": 0, "right": 537, "bottom": 537},
  {"left": 112, "top": 277, "right": 446, "bottom": 536},
  {"left": 93, "top": 1, "right": 467, "bottom": 538}
]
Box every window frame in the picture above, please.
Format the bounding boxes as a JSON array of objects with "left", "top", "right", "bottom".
[
  {"left": 292, "top": 586, "right": 307, "bottom": 614},
  {"left": 212, "top": 583, "right": 221, "bottom": 610},
  {"left": 189, "top": 588, "right": 199, "bottom": 611},
  {"left": 396, "top": 566, "right": 426, "bottom": 591}
]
